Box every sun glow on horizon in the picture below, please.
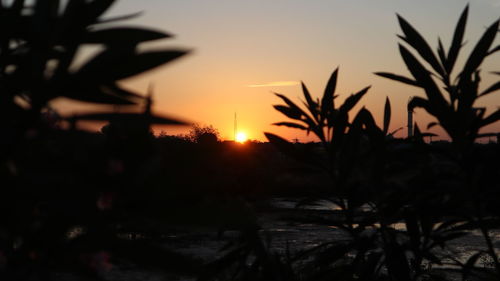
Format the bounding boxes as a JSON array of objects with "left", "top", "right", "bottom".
[{"left": 236, "top": 132, "right": 248, "bottom": 143}]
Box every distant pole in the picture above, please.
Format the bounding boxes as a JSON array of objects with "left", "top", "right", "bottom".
[
  {"left": 407, "top": 97, "right": 413, "bottom": 138},
  {"left": 234, "top": 112, "right": 237, "bottom": 141}
]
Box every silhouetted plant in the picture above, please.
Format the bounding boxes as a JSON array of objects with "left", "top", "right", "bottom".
[
  {"left": 265, "top": 68, "right": 376, "bottom": 188},
  {"left": 220, "top": 6, "right": 500, "bottom": 281},
  {"left": 377, "top": 6, "right": 500, "bottom": 280},
  {"left": 184, "top": 124, "right": 221, "bottom": 143},
  {"left": 262, "top": 67, "right": 483, "bottom": 280},
  {"left": 0, "top": 1, "right": 196, "bottom": 280},
  {"left": 0, "top": 0, "right": 188, "bottom": 133},
  {"left": 199, "top": 228, "right": 299, "bottom": 281},
  {"left": 376, "top": 5, "right": 500, "bottom": 150},
  {"left": 204, "top": 69, "right": 378, "bottom": 281},
  {"left": 381, "top": 97, "right": 404, "bottom": 138}
]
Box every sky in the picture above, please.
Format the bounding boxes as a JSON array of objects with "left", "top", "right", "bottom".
[{"left": 53, "top": 0, "right": 500, "bottom": 142}]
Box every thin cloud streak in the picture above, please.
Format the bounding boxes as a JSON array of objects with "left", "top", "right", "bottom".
[{"left": 247, "top": 81, "right": 300, "bottom": 88}]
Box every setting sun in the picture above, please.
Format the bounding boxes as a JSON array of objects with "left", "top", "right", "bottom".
[{"left": 236, "top": 132, "right": 248, "bottom": 143}]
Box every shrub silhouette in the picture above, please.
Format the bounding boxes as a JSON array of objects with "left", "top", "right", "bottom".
[
  {"left": 265, "top": 68, "right": 381, "bottom": 189},
  {"left": 256, "top": 9, "right": 500, "bottom": 277},
  {"left": 184, "top": 124, "right": 221, "bottom": 143},
  {"left": 260, "top": 68, "right": 468, "bottom": 281},
  {"left": 376, "top": 5, "right": 500, "bottom": 150},
  {"left": 0, "top": 2, "right": 498, "bottom": 281},
  {"left": 0, "top": 1, "right": 197, "bottom": 280},
  {"left": 0, "top": 0, "right": 188, "bottom": 130},
  {"left": 377, "top": 7, "right": 500, "bottom": 278}
]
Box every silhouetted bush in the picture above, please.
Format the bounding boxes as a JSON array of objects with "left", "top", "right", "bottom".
[
  {"left": 0, "top": 0, "right": 200, "bottom": 280},
  {"left": 377, "top": 5, "right": 499, "bottom": 151},
  {"left": 0, "top": 2, "right": 498, "bottom": 281},
  {"left": 182, "top": 124, "right": 221, "bottom": 143},
  {"left": 207, "top": 7, "right": 499, "bottom": 280}
]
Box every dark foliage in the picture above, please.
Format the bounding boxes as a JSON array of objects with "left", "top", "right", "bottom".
[
  {"left": 0, "top": 1, "right": 200, "bottom": 280},
  {"left": 376, "top": 5, "right": 500, "bottom": 151},
  {"left": 0, "top": 2, "right": 499, "bottom": 281},
  {"left": 182, "top": 124, "right": 221, "bottom": 144},
  {"left": 207, "top": 7, "right": 500, "bottom": 281}
]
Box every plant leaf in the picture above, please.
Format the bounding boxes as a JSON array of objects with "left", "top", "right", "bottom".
[
  {"left": 481, "top": 108, "right": 500, "bottom": 127},
  {"left": 64, "top": 85, "right": 136, "bottom": 105},
  {"left": 302, "top": 82, "right": 319, "bottom": 122},
  {"left": 86, "top": 0, "right": 116, "bottom": 22},
  {"left": 273, "top": 105, "right": 302, "bottom": 120},
  {"left": 275, "top": 93, "right": 309, "bottom": 118},
  {"left": 97, "top": 12, "right": 142, "bottom": 24},
  {"left": 321, "top": 68, "right": 338, "bottom": 116},
  {"left": 357, "top": 107, "right": 384, "bottom": 138},
  {"left": 487, "top": 45, "right": 500, "bottom": 56},
  {"left": 437, "top": 37, "right": 447, "bottom": 69},
  {"left": 375, "top": 72, "right": 420, "bottom": 87},
  {"left": 102, "top": 83, "right": 144, "bottom": 100},
  {"left": 76, "top": 50, "right": 188, "bottom": 82},
  {"left": 274, "top": 93, "right": 320, "bottom": 137},
  {"left": 399, "top": 44, "right": 448, "bottom": 112},
  {"left": 339, "top": 86, "right": 370, "bottom": 114},
  {"left": 389, "top": 127, "right": 403, "bottom": 136},
  {"left": 70, "top": 112, "right": 188, "bottom": 125},
  {"left": 447, "top": 5, "right": 468, "bottom": 74},
  {"left": 85, "top": 27, "right": 171, "bottom": 45},
  {"left": 461, "top": 19, "right": 499, "bottom": 79},
  {"left": 408, "top": 96, "right": 439, "bottom": 117},
  {"left": 272, "top": 122, "right": 307, "bottom": 130},
  {"left": 427, "top": 122, "right": 438, "bottom": 130},
  {"left": 383, "top": 96, "right": 391, "bottom": 135},
  {"left": 397, "top": 14, "right": 444, "bottom": 76},
  {"left": 479, "top": 80, "right": 500, "bottom": 97},
  {"left": 264, "top": 132, "right": 295, "bottom": 154}
]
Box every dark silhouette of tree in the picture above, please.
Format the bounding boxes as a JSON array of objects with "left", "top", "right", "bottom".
[{"left": 185, "top": 124, "right": 221, "bottom": 143}]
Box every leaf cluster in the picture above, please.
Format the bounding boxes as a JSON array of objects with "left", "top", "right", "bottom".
[
  {"left": 376, "top": 5, "right": 500, "bottom": 149},
  {"left": 0, "top": 0, "right": 188, "bottom": 128},
  {"left": 266, "top": 68, "right": 390, "bottom": 186}
]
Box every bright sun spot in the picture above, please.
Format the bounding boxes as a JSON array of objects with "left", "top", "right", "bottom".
[{"left": 236, "top": 132, "right": 248, "bottom": 143}]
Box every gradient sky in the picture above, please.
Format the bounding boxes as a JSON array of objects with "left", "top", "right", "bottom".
[{"left": 54, "top": 0, "right": 500, "bottom": 141}]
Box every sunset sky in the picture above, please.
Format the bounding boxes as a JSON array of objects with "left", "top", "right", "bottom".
[{"left": 55, "top": 0, "right": 500, "bottom": 142}]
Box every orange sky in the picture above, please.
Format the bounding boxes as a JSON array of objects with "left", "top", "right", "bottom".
[{"left": 52, "top": 0, "right": 500, "bottom": 142}]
